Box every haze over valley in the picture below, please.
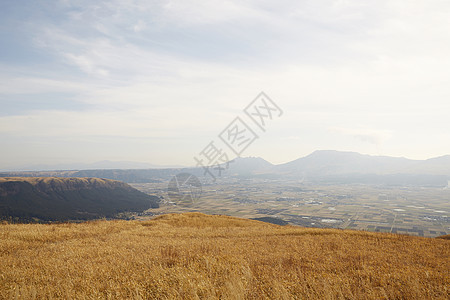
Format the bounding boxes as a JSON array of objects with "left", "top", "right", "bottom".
[{"left": 1, "top": 1, "right": 449, "bottom": 298}]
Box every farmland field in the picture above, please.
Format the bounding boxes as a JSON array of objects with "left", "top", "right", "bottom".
[{"left": 132, "top": 178, "right": 450, "bottom": 238}]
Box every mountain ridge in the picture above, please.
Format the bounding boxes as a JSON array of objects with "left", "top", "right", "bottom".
[
  {"left": 225, "top": 151, "right": 450, "bottom": 186},
  {"left": 0, "top": 160, "right": 185, "bottom": 172},
  {"left": 1, "top": 150, "right": 449, "bottom": 186}
]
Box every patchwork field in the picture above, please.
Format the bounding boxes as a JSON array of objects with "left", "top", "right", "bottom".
[{"left": 132, "top": 179, "right": 450, "bottom": 237}]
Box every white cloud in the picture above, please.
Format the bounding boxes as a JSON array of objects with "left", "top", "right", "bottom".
[
  {"left": 1, "top": 0, "right": 450, "bottom": 166},
  {"left": 161, "top": 0, "right": 258, "bottom": 25},
  {"left": 132, "top": 20, "right": 146, "bottom": 32},
  {"left": 0, "top": 76, "right": 89, "bottom": 95},
  {"left": 0, "top": 107, "right": 221, "bottom": 139}
]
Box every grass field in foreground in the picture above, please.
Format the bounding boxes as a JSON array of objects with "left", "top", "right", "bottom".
[{"left": 0, "top": 213, "right": 448, "bottom": 299}]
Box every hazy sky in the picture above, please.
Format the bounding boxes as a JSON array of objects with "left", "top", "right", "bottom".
[{"left": 1, "top": 0, "right": 450, "bottom": 168}]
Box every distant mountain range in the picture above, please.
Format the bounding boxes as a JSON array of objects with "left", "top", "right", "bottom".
[
  {"left": 0, "top": 160, "right": 185, "bottom": 172},
  {"left": 1, "top": 151, "right": 449, "bottom": 187},
  {"left": 276, "top": 150, "right": 450, "bottom": 176},
  {"left": 227, "top": 151, "right": 450, "bottom": 186}
]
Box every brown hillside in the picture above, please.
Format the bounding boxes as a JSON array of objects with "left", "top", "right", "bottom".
[
  {"left": 0, "top": 213, "right": 448, "bottom": 299},
  {"left": 0, "top": 177, "right": 129, "bottom": 193},
  {"left": 0, "top": 177, "right": 159, "bottom": 222}
]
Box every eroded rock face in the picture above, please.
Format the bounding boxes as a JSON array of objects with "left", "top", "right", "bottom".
[{"left": 0, "top": 177, "right": 159, "bottom": 222}]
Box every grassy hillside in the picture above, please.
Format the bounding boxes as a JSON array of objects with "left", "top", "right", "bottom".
[
  {"left": 0, "top": 177, "right": 159, "bottom": 222},
  {"left": 0, "top": 213, "right": 448, "bottom": 299}
]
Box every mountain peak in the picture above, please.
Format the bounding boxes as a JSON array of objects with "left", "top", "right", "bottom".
[{"left": 225, "top": 156, "right": 273, "bottom": 174}]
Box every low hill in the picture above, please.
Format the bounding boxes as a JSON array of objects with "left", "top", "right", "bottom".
[
  {"left": 0, "top": 177, "right": 159, "bottom": 222},
  {"left": 0, "top": 213, "right": 447, "bottom": 299}
]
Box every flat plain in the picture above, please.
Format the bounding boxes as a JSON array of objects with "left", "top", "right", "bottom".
[{"left": 131, "top": 178, "right": 450, "bottom": 238}]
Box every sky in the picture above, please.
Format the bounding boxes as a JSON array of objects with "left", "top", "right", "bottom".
[{"left": 1, "top": 0, "right": 450, "bottom": 169}]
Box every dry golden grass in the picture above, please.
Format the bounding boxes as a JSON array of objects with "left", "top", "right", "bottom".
[{"left": 0, "top": 212, "right": 448, "bottom": 299}]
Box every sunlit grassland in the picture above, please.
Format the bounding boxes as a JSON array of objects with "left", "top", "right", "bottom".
[{"left": 0, "top": 213, "right": 448, "bottom": 299}]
